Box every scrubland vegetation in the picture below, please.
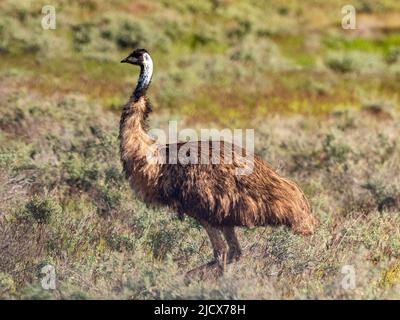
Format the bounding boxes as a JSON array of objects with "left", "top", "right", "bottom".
[{"left": 1, "top": 0, "right": 400, "bottom": 299}]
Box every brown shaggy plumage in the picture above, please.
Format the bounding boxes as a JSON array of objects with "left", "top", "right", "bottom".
[{"left": 119, "top": 49, "right": 318, "bottom": 274}]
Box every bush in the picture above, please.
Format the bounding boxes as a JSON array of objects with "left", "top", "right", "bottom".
[
  {"left": 106, "top": 232, "right": 135, "bottom": 252},
  {"left": 72, "top": 23, "right": 93, "bottom": 50},
  {"left": 22, "top": 196, "right": 61, "bottom": 224},
  {"left": 325, "top": 53, "right": 356, "bottom": 73},
  {"left": 386, "top": 48, "right": 400, "bottom": 64},
  {"left": 325, "top": 51, "right": 386, "bottom": 74},
  {"left": 63, "top": 154, "right": 100, "bottom": 191},
  {"left": 115, "top": 21, "right": 145, "bottom": 49},
  {"left": 97, "top": 186, "right": 122, "bottom": 216}
]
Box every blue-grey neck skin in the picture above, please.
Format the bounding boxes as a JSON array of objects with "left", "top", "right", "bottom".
[{"left": 134, "top": 53, "right": 153, "bottom": 99}]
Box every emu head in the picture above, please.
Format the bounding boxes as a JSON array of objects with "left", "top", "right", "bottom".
[
  {"left": 121, "top": 48, "right": 151, "bottom": 66},
  {"left": 121, "top": 48, "right": 153, "bottom": 97}
]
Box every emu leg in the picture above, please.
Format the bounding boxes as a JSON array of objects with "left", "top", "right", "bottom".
[
  {"left": 222, "top": 226, "right": 242, "bottom": 263},
  {"left": 199, "top": 220, "right": 228, "bottom": 268},
  {"left": 184, "top": 220, "right": 226, "bottom": 284}
]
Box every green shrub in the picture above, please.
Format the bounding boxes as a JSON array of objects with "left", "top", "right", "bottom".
[
  {"left": 226, "top": 17, "right": 252, "bottom": 41},
  {"left": 22, "top": 196, "right": 61, "bottom": 224},
  {"left": 325, "top": 53, "right": 356, "bottom": 73},
  {"left": 106, "top": 232, "right": 135, "bottom": 252},
  {"left": 386, "top": 47, "right": 400, "bottom": 64},
  {"left": 97, "top": 186, "right": 122, "bottom": 216},
  {"left": 325, "top": 51, "right": 386, "bottom": 74},
  {"left": 290, "top": 133, "right": 353, "bottom": 173},
  {"left": 72, "top": 23, "right": 93, "bottom": 50},
  {"left": 321, "top": 134, "right": 352, "bottom": 166},
  {"left": 147, "top": 223, "right": 187, "bottom": 260},
  {"left": 115, "top": 21, "right": 145, "bottom": 49},
  {"left": 63, "top": 154, "right": 100, "bottom": 191}
]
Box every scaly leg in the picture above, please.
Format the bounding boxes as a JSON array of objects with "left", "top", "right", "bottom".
[
  {"left": 184, "top": 220, "right": 227, "bottom": 284},
  {"left": 199, "top": 220, "right": 228, "bottom": 268},
  {"left": 222, "top": 226, "right": 242, "bottom": 263}
]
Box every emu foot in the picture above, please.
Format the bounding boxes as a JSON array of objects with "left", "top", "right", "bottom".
[
  {"left": 227, "top": 250, "right": 242, "bottom": 264},
  {"left": 184, "top": 261, "right": 223, "bottom": 285}
]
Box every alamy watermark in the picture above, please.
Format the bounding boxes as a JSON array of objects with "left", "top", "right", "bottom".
[
  {"left": 341, "top": 5, "right": 357, "bottom": 30},
  {"left": 145, "top": 121, "right": 255, "bottom": 176},
  {"left": 40, "top": 4, "right": 358, "bottom": 31},
  {"left": 41, "top": 5, "right": 56, "bottom": 30},
  {"left": 341, "top": 265, "right": 356, "bottom": 290},
  {"left": 40, "top": 264, "right": 56, "bottom": 290}
]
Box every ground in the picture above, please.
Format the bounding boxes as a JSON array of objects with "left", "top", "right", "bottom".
[{"left": 0, "top": 0, "right": 400, "bottom": 299}]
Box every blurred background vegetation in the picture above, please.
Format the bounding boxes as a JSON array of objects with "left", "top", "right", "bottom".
[
  {"left": 1, "top": 0, "right": 400, "bottom": 123},
  {"left": 1, "top": 0, "right": 400, "bottom": 299}
]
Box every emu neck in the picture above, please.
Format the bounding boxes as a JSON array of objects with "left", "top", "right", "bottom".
[
  {"left": 120, "top": 56, "right": 156, "bottom": 177},
  {"left": 121, "top": 57, "right": 154, "bottom": 151},
  {"left": 133, "top": 61, "right": 153, "bottom": 99},
  {"left": 119, "top": 96, "right": 154, "bottom": 167}
]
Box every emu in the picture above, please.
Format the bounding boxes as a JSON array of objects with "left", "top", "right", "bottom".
[{"left": 119, "top": 48, "right": 317, "bottom": 276}]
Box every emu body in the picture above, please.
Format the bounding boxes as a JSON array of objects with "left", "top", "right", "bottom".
[{"left": 119, "top": 49, "right": 317, "bottom": 272}]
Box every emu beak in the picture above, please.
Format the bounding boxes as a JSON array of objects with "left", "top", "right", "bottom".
[{"left": 120, "top": 57, "right": 128, "bottom": 63}]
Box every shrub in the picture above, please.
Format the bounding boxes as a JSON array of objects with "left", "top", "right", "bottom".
[
  {"left": 72, "top": 23, "right": 93, "bottom": 50},
  {"left": 226, "top": 17, "right": 252, "bottom": 41},
  {"left": 22, "top": 196, "right": 61, "bottom": 224},
  {"left": 63, "top": 154, "right": 100, "bottom": 191},
  {"left": 325, "top": 53, "right": 356, "bottom": 73},
  {"left": 106, "top": 232, "right": 135, "bottom": 252},
  {"left": 386, "top": 48, "right": 400, "bottom": 64},
  {"left": 321, "top": 134, "right": 352, "bottom": 166},
  {"left": 97, "top": 186, "right": 122, "bottom": 216},
  {"left": 289, "top": 133, "right": 353, "bottom": 174},
  {"left": 115, "top": 21, "right": 145, "bottom": 49},
  {"left": 325, "top": 51, "right": 386, "bottom": 74}
]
